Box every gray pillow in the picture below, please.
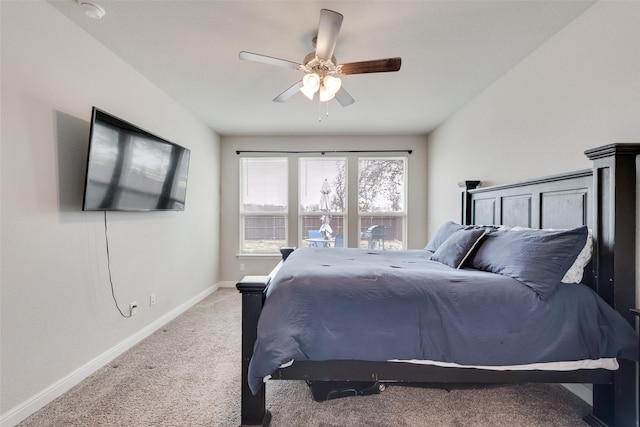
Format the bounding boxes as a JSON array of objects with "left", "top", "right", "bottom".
[
  {"left": 471, "top": 226, "right": 588, "bottom": 299},
  {"left": 425, "top": 221, "right": 465, "bottom": 252},
  {"left": 430, "top": 228, "right": 488, "bottom": 269}
]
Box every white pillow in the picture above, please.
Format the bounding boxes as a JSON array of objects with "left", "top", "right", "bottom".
[{"left": 561, "top": 228, "right": 592, "bottom": 284}]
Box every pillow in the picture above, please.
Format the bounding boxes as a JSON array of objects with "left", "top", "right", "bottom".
[
  {"left": 504, "top": 226, "right": 593, "bottom": 284},
  {"left": 471, "top": 226, "right": 588, "bottom": 299},
  {"left": 430, "top": 228, "right": 488, "bottom": 269},
  {"left": 425, "top": 221, "right": 465, "bottom": 252},
  {"left": 561, "top": 228, "right": 593, "bottom": 284}
]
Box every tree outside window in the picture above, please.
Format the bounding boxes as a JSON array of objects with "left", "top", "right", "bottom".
[{"left": 358, "top": 158, "right": 406, "bottom": 250}]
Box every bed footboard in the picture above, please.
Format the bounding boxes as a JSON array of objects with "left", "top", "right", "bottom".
[
  {"left": 236, "top": 275, "right": 271, "bottom": 427},
  {"left": 236, "top": 248, "right": 294, "bottom": 426}
]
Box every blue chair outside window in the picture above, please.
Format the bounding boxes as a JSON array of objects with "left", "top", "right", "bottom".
[
  {"left": 308, "top": 230, "right": 323, "bottom": 247},
  {"left": 334, "top": 234, "right": 344, "bottom": 248}
]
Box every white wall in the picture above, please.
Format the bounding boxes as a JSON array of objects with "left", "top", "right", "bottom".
[
  {"left": 426, "top": 1, "right": 640, "bottom": 232},
  {"left": 0, "top": 2, "right": 220, "bottom": 424},
  {"left": 219, "top": 135, "right": 428, "bottom": 283}
]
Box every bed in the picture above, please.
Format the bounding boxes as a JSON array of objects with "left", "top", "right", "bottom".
[{"left": 236, "top": 143, "right": 640, "bottom": 427}]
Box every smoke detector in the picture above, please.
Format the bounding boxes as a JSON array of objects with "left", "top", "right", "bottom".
[{"left": 78, "top": 1, "right": 106, "bottom": 19}]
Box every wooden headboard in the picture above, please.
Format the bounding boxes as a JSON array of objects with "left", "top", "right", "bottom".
[
  {"left": 460, "top": 143, "right": 640, "bottom": 427},
  {"left": 463, "top": 170, "right": 592, "bottom": 230}
]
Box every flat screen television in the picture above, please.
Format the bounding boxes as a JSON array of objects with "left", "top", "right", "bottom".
[{"left": 82, "top": 107, "right": 191, "bottom": 211}]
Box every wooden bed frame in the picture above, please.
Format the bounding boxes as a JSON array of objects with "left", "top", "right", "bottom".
[{"left": 236, "top": 143, "right": 640, "bottom": 427}]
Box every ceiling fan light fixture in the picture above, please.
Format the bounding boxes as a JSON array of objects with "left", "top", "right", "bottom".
[
  {"left": 324, "top": 75, "right": 341, "bottom": 93},
  {"left": 300, "top": 73, "right": 321, "bottom": 100},
  {"left": 319, "top": 75, "right": 341, "bottom": 102},
  {"left": 300, "top": 85, "right": 316, "bottom": 101},
  {"left": 303, "top": 73, "right": 320, "bottom": 90},
  {"left": 319, "top": 86, "right": 333, "bottom": 102}
]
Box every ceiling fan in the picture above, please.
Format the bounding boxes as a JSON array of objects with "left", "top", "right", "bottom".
[{"left": 239, "top": 9, "right": 402, "bottom": 107}]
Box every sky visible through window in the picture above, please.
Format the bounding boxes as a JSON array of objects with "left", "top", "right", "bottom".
[{"left": 241, "top": 158, "right": 287, "bottom": 211}]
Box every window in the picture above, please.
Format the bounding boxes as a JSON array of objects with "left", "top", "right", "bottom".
[
  {"left": 239, "top": 154, "right": 408, "bottom": 254},
  {"left": 358, "top": 157, "right": 407, "bottom": 250},
  {"left": 240, "top": 158, "right": 287, "bottom": 253},
  {"left": 299, "top": 158, "right": 347, "bottom": 248}
]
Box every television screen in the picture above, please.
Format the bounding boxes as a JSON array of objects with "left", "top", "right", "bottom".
[{"left": 82, "top": 107, "right": 191, "bottom": 211}]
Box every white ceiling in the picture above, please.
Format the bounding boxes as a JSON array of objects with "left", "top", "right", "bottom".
[{"left": 48, "top": 0, "right": 595, "bottom": 136}]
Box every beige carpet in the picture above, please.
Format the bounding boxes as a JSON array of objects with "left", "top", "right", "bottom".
[{"left": 20, "top": 288, "right": 590, "bottom": 426}]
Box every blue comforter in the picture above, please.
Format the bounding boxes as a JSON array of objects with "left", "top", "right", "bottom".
[{"left": 248, "top": 248, "right": 638, "bottom": 394}]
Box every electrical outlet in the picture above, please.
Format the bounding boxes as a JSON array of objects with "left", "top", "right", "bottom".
[
  {"left": 150, "top": 293, "right": 156, "bottom": 306},
  {"left": 240, "top": 263, "right": 245, "bottom": 271},
  {"left": 129, "top": 302, "right": 138, "bottom": 316}
]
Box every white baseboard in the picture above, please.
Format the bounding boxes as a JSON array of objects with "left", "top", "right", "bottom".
[
  {"left": 561, "top": 383, "right": 593, "bottom": 406},
  {"left": 0, "top": 284, "right": 219, "bottom": 427}
]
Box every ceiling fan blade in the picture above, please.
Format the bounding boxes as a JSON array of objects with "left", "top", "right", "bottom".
[
  {"left": 239, "top": 51, "right": 302, "bottom": 71},
  {"left": 339, "top": 57, "right": 402, "bottom": 75},
  {"left": 315, "top": 9, "right": 343, "bottom": 60},
  {"left": 334, "top": 87, "right": 355, "bottom": 107},
  {"left": 273, "top": 81, "right": 304, "bottom": 103}
]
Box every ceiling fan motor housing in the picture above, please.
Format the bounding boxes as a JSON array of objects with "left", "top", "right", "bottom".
[{"left": 303, "top": 52, "right": 338, "bottom": 76}]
